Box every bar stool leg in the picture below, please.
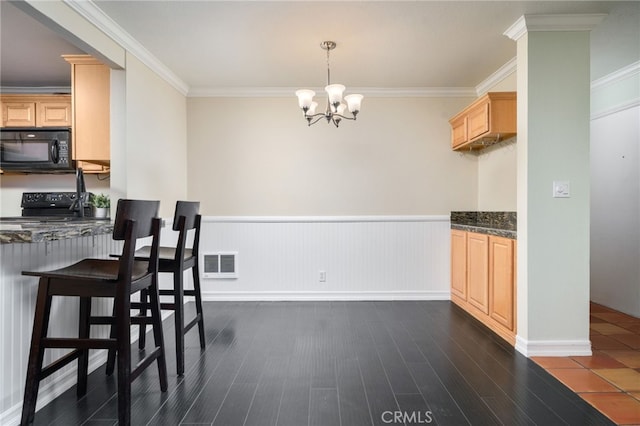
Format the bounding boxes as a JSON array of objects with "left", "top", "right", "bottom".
[
  {"left": 105, "top": 301, "right": 117, "bottom": 377},
  {"left": 115, "top": 291, "right": 132, "bottom": 425},
  {"left": 21, "top": 278, "right": 53, "bottom": 425},
  {"left": 192, "top": 263, "right": 206, "bottom": 348},
  {"left": 149, "top": 276, "right": 168, "bottom": 391},
  {"left": 174, "top": 268, "right": 185, "bottom": 376},
  {"left": 77, "top": 296, "right": 91, "bottom": 398},
  {"left": 137, "top": 288, "right": 148, "bottom": 349}
]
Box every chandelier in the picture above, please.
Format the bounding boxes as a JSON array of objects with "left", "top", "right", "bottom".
[{"left": 295, "top": 41, "right": 363, "bottom": 127}]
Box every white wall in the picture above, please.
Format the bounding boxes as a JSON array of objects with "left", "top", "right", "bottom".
[
  {"left": 591, "top": 2, "right": 640, "bottom": 80},
  {"left": 589, "top": 2, "right": 640, "bottom": 317},
  {"left": 591, "top": 106, "right": 640, "bottom": 317},
  {"left": 476, "top": 72, "right": 518, "bottom": 211},
  {"left": 476, "top": 139, "right": 517, "bottom": 211},
  {"left": 199, "top": 216, "right": 450, "bottom": 301},
  {"left": 187, "top": 96, "right": 477, "bottom": 216},
  {"left": 515, "top": 28, "right": 593, "bottom": 356},
  {"left": 0, "top": 174, "right": 110, "bottom": 217},
  {"left": 124, "top": 53, "right": 188, "bottom": 218}
]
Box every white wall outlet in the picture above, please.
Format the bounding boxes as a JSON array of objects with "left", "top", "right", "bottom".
[
  {"left": 553, "top": 181, "right": 571, "bottom": 198},
  {"left": 319, "top": 270, "right": 326, "bottom": 282}
]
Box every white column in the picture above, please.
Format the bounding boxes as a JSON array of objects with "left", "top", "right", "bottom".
[{"left": 504, "top": 14, "right": 606, "bottom": 356}]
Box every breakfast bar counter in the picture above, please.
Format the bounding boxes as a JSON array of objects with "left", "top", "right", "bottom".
[{"left": 0, "top": 217, "right": 113, "bottom": 244}]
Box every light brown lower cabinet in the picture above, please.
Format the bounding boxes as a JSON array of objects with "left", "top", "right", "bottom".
[
  {"left": 450, "top": 230, "right": 467, "bottom": 300},
  {"left": 467, "top": 232, "right": 489, "bottom": 315},
  {"left": 489, "top": 236, "right": 515, "bottom": 331},
  {"left": 450, "top": 230, "right": 516, "bottom": 345}
]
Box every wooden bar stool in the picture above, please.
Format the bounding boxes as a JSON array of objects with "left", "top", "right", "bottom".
[
  {"left": 20, "top": 199, "right": 168, "bottom": 426},
  {"left": 109, "top": 200, "right": 205, "bottom": 376}
]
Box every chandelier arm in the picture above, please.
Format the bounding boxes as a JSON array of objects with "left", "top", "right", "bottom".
[
  {"left": 307, "top": 115, "right": 326, "bottom": 126},
  {"left": 332, "top": 113, "right": 356, "bottom": 121}
]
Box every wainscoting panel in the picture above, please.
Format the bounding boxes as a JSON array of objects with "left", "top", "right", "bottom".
[
  {"left": 0, "top": 235, "right": 121, "bottom": 425},
  {"left": 199, "top": 216, "right": 451, "bottom": 301}
]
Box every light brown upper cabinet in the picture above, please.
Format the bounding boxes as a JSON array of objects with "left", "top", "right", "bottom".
[
  {"left": 449, "top": 92, "right": 516, "bottom": 151},
  {"left": 1, "top": 94, "right": 71, "bottom": 128},
  {"left": 63, "top": 55, "right": 110, "bottom": 169}
]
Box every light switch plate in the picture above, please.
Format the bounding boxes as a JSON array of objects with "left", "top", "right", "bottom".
[{"left": 553, "top": 181, "right": 570, "bottom": 198}]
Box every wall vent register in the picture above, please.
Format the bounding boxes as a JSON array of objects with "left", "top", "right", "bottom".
[{"left": 202, "top": 252, "right": 238, "bottom": 279}]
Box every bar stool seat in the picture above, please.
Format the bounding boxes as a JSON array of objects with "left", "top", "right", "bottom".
[
  {"left": 20, "top": 199, "right": 168, "bottom": 426},
  {"left": 35, "top": 259, "right": 149, "bottom": 282},
  {"left": 135, "top": 246, "right": 194, "bottom": 262}
]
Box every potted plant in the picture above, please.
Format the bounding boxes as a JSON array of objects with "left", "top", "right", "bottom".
[{"left": 90, "top": 193, "right": 110, "bottom": 219}]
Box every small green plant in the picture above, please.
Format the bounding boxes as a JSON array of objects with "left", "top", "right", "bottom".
[{"left": 90, "top": 193, "right": 110, "bottom": 208}]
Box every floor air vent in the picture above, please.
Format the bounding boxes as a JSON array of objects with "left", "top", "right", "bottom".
[{"left": 202, "top": 252, "right": 238, "bottom": 279}]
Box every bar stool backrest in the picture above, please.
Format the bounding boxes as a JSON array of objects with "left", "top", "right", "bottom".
[
  {"left": 113, "top": 199, "right": 161, "bottom": 240},
  {"left": 172, "top": 201, "right": 200, "bottom": 231},
  {"left": 113, "top": 199, "right": 161, "bottom": 281}
]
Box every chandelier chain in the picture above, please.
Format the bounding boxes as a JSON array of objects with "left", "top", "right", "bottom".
[{"left": 326, "top": 47, "right": 331, "bottom": 87}]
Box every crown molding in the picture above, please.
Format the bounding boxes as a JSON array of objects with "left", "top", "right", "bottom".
[
  {"left": 475, "top": 57, "right": 517, "bottom": 96},
  {"left": 187, "top": 86, "right": 477, "bottom": 98},
  {"left": 591, "top": 97, "right": 640, "bottom": 121},
  {"left": 591, "top": 60, "right": 640, "bottom": 90},
  {"left": 63, "top": 0, "right": 189, "bottom": 96},
  {"left": 504, "top": 14, "right": 607, "bottom": 41},
  {"left": 0, "top": 86, "right": 71, "bottom": 94}
]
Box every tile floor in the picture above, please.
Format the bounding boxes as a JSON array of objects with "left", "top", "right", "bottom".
[{"left": 533, "top": 302, "right": 640, "bottom": 425}]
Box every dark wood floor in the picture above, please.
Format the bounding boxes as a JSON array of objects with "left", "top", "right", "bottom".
[{"left": 32, "top": 301, "right": 614, "bottom": 425}]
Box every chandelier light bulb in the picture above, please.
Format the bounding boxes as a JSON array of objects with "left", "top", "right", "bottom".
[
  {"left": 325, "top": 84, "right": 345, "bottom": 109},
  {"left": 344, "top": 94, "right": 363, "bottom": 114},
  {"left": 295, "top": 89, "right": 315, "bottom": 110}
]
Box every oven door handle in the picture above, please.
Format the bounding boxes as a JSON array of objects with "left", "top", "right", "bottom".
[{"left": 51, "top": 139, "right": 60, "bottom": 164}]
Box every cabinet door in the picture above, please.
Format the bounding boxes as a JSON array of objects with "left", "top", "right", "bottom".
[
  {"left": 72, "top": 60, "right": 110, "bottom": 162},
  {"left": 489, "top": 236, "right": 514, "bottom": 330},
  {"left": 451, "top": 230, "right": 467, "bottom": 300},
  {"left": 467, "top": 232, "right": 489, "bottom": 314},
  {"left": 467, "top": 101, "right": 490, "bottom": 140},
  {"left": 450, "top": 116, "right": 468, "bottom": 148},
  {"left": 36, "top": 102, "right": 71, "bottom": 127},
  {"left": 2, "top": 102, "right": 36, "bottom": 127}
]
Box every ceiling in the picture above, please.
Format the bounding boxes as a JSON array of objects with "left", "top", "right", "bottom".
[{"left": 0, "top": 1, "right": 628, "bottom": 94}]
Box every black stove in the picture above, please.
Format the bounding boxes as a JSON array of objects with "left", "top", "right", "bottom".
[{"left": 21, "top": 192, "right": 94, "bottom": 217}]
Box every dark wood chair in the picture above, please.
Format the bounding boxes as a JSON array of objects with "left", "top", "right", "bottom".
[
  {"left": 20, "top": 199, "right": 168, "bottom": 426},
  {"left": 110, "top": 200, "right": 205, "bottom": 376}
]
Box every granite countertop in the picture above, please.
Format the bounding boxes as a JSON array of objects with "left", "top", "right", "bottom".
[
  {"left": 451, "top": 211, "right": 517, "bottom": 239},
  {"left": 0, "top": 217, "right": 113, "bottom": 244}
]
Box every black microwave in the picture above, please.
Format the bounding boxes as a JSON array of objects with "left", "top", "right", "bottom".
[{"left": 0, "top": 127, "right": 74, "bottom": 172}]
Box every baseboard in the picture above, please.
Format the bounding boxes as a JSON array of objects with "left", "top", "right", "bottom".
[
  {"left": 1, "top": 351, "right": 108, "bottom": 426},
  {"left": 201, "top": 290, "right": 450, "bottom": 301},
  {"left": 515, "top": 335, "right": 592, "bottom": 357}
]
